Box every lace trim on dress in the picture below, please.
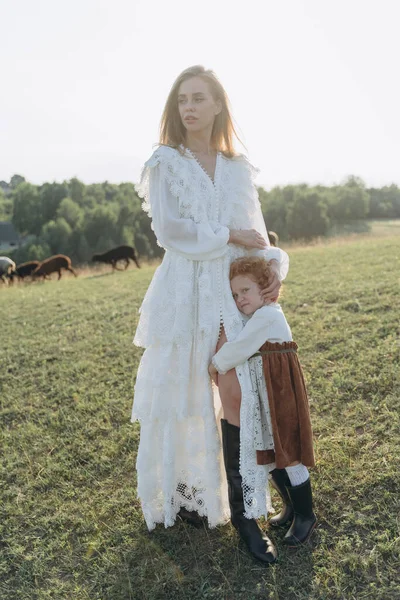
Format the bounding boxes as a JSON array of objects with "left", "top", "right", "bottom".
[
  {"left": 135, "top": 146, "right": 189, "bottom": 217},
  {"left": 235, "top": 153, "right": 260, "bottom": 182}
]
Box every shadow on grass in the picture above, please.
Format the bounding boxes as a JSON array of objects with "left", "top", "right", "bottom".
[
  {"left": 85, "top": 267, "right": 141, "bottom": 279},
  {"left": 104, "top": 519, "right": 317, "bottom": 600},
  {"left": 86, "top": 270, "right": 119, "bottom": 279}
]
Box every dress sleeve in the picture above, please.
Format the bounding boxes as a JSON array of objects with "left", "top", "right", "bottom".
[
  {"left": 238, "top": 157, "right": 289, "bottom": 281},
  {"left": 212, "top": 308, "right": 278, "bottom": 374},
  {"left": 150, "top": 166, "right": 230, "bottom": 260},
  {"left": 136, "top": 149, "right": 230, "bottom": 261},
  {"left": 260, "top": 247, "right": 289, "bottom": 281}
]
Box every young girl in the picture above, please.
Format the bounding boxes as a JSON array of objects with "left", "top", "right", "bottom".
[{"left": 209, "top": 256, "right": 317, "bottom": 548}]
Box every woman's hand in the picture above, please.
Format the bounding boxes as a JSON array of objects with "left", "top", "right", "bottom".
[
  {"left": 261, "top": 259, "right": 281, "bottom": 303},
  {"left": 208, "top": 363, "right": 219, "bottom": 386},
  {"left": 229, "top": 229, "right": 268, "bottom": 250}
]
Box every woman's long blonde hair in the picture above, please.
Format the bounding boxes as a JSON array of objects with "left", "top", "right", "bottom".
[{"left": 159, "top": 65, "right": 243, "bottom": 158}]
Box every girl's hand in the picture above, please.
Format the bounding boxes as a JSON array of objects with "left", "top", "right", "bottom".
[
  {"left": 261, "top": 260, "right": 281, "bottom": 303},
  {"left": 208, "top": 363, "right": 219, "bottom": 386},
  {"left": 229, "top": 229, "right": 268, "bottom": 250}
]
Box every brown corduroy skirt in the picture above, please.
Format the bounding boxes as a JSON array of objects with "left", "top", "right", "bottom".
[{"left": 254, "top": 341, "right": 315, "bottom": 469}]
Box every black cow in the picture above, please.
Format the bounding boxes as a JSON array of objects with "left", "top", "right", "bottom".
[
  {"left": 8, "top": 260, "right": 40, "bottom": 282},
  {"left": 92, "top": 245, "right": 140, "bottom": 271}
]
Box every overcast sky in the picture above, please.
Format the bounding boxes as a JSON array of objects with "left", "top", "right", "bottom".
[{"left": 1, "top": 0, "right": 399, "bottom": 189}]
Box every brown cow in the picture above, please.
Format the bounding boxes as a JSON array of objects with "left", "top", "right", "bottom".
[{"left": 33, "top": 254, "right": 77, "bottom": 280}]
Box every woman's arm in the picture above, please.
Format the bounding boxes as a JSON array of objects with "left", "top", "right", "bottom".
[
  {"left": 149, "top": 165, "right": 231, "bottom": 261},
  {"left": 229, "top": 229, "right": 268, "bottom": 250},
  {"left": 148, "top": 165, "right": 269, "bottom": 260}
]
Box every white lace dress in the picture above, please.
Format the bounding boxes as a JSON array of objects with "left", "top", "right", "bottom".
[{"left": 132, "top": 145, "right": 289, "bottom": 530}]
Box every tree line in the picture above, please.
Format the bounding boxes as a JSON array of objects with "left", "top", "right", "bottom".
[{"left": 1, "top": 173, "right": 399, "bottom": 265}]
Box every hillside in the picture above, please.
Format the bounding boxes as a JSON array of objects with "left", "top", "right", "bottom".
[{"left": 1, "top": 235, "right": 399, "bottom": 600}]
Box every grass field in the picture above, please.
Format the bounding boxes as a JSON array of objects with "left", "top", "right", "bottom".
[{"left": 1, "top": 233, "right": 400, "bottom": 600}]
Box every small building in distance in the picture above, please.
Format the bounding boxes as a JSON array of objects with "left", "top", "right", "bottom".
[{"left": 0, "top": 221, "right": 20, "bottom": 253}]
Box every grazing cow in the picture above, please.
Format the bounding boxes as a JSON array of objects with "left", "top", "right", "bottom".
[
  {"left": 0, "top": 256, "right": 16, "bottom": 284},
  {"left": 33, "top": 254, "right": 77, "bottom": 280},
  {"left": 8, "top": 260, "right": 40, "bottom": 282},
  {"left": 267, "top": 231, "right": 279, "bottom": 247},
  {"left": 92, "top": 245, "right": 140, "bottom": 271}
]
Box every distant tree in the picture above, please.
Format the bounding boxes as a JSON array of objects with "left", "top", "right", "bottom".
[
  {"left": 287, "top": 190, "right": 330, "bottom": 239},
  {"left": 368, "top": 188, "right": 388, "bottom": 218},
  {"left": 25, "top": 242, "right": 52, "bottom": 262},
  {"left": 134, "top": 231, "right": 155, "bottom": 258},
  {"left": 41, "top": 218, "right": 73, "bottom": 254},
  {"left": 12, "top": 182, "right": 42, "bottom": 235},
  {"left": 133, "top": 212, "right": 164, "bottom": 258},
  {"left": 337, "top": 186, "right": 369, "bottom": 220},
  {"left": 385, "top": 184, "right": 400, "bottom": 217},
  {"left": 40, "top": 182, "right": 69, "bottom": 223},
  {"left": 10, "top": 174, "right": 26, "bottom": 189},
  {"left": 341, "top": 175, "right": 367, "bottom": 189},
  {"left": 75, "top": 233, "right": 92, "bottom": 263},
  {"left": 57, "top": 197, "right": 84, "bottom": 229},
  {"left": 85, "top": 183, "right": 106, "bottom": 204},
  {"left": 368, "top": 184, "right": 400, "bottom": 218},
  {"left": 7, "top": 169, "right": 397, "bottom": 264},
  {"left": 9, "top": 240, "right": 52, "bottom": 264},
  {"left": 69, "top": 177, "right": 86, "bottom": 205},
  {"left": 328, "top": 176, "right": 370, "bottom": 221},
  {"left": 0, "top": 189, "right": 13, "bottom": 220},
  {"left": 120, "top": 226, "right": 135, "bottom": 247},
  {"left": 83, "top": 205, "right": 118, "bottom": 248},
  {"left": 93, "top": 235, "right": 117, "bottom": 254},
  {"left": 102, "top": 181, "right": 122, "bottom": 202},
  {"left": 0, "top": 181, "right": 11, "bottom": 196},
  {"left": 260, "top": 189, "right": 286, "bottom": 239}
]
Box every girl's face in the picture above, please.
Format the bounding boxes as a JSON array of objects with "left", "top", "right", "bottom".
[
  {"left": 178, "top": 76, "right": 221, "bottom": 135},
  {"left": 231, "top": 275, "right": 265, "bottom": 316}
]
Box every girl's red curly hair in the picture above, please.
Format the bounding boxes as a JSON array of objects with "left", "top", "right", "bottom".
[{"left": 229, "top": 256, "right": 279, "bottom": 297}]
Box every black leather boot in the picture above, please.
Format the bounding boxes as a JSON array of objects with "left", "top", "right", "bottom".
[
  {"left": 175, "top": 484, "right": 206, "bottom": 528},
  {"left": 269, "top": 468, "right": 294, "bottom": 527},
  {"left": 221, "top": 419, "right": 277, "bottom": 564},
  {"left": 177, "top": 507, "right": 205, "bottom": 528},
  {"left": 283, "top": 478, "right": 317, "bottom": 547}
]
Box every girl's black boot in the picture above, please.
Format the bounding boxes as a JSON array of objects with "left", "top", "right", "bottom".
[
  {"left": 221, "top": 419, "right": 277, "bottom": 565},
  {"left": 269, "top": 468, "right": 294, "bottom": 527},
  {"left": 283, "top": 478, "right": 317, "bottom": 547}
]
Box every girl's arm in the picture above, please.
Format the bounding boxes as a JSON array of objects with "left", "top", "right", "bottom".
[{"left": 211, "top": 308, "right": 278, "bottom": 374}]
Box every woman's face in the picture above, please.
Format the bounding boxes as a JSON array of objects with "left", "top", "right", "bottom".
[
  {"left": 231, "top": 275, "right": 265, "bottom": 316},
  {"left": 178, "top": 76, "right": 221, "bottom": 135}
]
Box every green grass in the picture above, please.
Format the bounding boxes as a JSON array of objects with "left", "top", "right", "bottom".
[
  {"left": 325, "top": 218, "right": 400, "bottom": 239},
  {"left": 1, "top": 236, "right": 399, "bottom": 600}
]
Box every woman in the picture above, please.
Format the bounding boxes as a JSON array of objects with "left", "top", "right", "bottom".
[{"left": 132, "top": 65, "right": 289, "bottom": 564}]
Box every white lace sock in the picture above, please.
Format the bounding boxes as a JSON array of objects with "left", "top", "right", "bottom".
[
  {"left": 285, "top": 464, "right": 309, "bottom": 486},
  {"left": 267, "top": 462, "right": 276, "bottom": 475}
]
